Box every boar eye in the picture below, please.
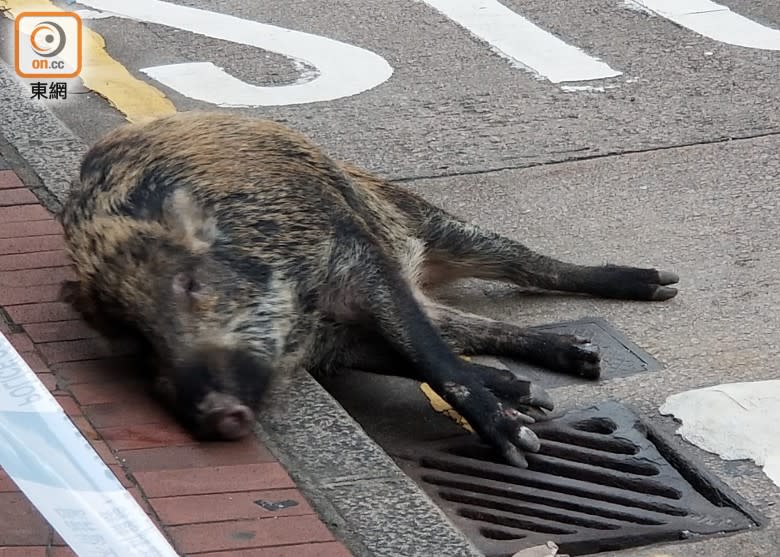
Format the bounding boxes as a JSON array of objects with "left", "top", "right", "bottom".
[
  {"left": 184, "top": 276, "right": 200, "bottom": 293},
  {"left": 173, "top": 272, "right": 201, "bottom": 297}
]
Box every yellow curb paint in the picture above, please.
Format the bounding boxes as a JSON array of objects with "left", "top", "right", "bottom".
[
  {"left": 2, "top": 0, "right": 176, "bottom": 122},
  {"left": 420, "top": 356, "right": 474, "bottom": 433}
]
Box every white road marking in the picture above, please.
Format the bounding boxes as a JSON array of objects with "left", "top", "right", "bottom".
[
  {"left": 422, "top": 0, "right": 622, "bottom": 83},
  {"left": 77, "top": 0, "right": 394, "bottom": 107},
  {"left": 560, "top": 84, "right": 618, "bottom": 93},
  {"left": 634, "top": 0, "right": 780, "bottom": 50},
  {"left": 50, "top": 0, "right": 780, "bottom": 107},
  {"left": 623, "top": 0, "right": 654, "bottom": 15},
  {"left": 660, "top": 380, "right": 780, "bottom": 487}
]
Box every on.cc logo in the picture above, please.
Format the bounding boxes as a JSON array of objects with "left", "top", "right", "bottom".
[
  {"left": 29, "top": 20, "right": 67, "bottom": 58},
  {"left": 14, "top": 11, "right": 82, "bottom": 79}
]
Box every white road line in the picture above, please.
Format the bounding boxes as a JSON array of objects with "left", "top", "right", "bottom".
[
  {"left": 422, "top": 0, "right": 622, "bottom": 83},
  {"left": 634, "top": 0, "right": 780, "bottom": 50},
  {"left": 660, "top": 381, "right": 780, "bottom": 488},
  {"left": 78, "top": 0, "right": 394, "bottom": 107},
  {"left": 0, "top": 334, "right": 179, "bottom": 557},
  {"left": 561, "top": 84, "right": 618, "bottom": 93}
]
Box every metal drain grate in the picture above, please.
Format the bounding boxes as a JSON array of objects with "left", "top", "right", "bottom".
[
  {"left": 397, "top": 401, "right": 760, "bottom": 556},
  {"left": 501, "top": 318, "right": 662, "bottom": 389}
]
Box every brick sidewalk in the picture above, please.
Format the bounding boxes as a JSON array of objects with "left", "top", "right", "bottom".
[{"left": 0, "top": 162, "right": 353, "bottom": 557}]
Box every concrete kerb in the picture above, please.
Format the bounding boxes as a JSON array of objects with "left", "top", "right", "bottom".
[
  {"left": 0, "top": 60, "right": 483, "bottom": 557},
  {"left": 255, "top": 367, "right": 483, "bottom": 557},
  {"left": 0, "top": 60, "right": 85, "bottom": 208}
]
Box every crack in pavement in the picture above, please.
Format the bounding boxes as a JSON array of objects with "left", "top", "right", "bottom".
[{"left": 390, "top": 129, "right": 780, "bottom": 183}]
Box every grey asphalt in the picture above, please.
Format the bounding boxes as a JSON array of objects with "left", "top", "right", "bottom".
[{"left": 1, "top": 0, "right": 779, "bottom": 556}]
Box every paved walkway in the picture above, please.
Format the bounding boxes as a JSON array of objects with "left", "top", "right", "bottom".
[{"left": 0, "top": 160, "right": 352, "bottom": 556}]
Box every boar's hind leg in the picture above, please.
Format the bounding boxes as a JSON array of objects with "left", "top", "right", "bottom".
[
  {"left": 324, "top": 301, "right": 599, "bottom": 380},
  {"left": 418, "top": 211, "right": 678, "bottom": 301},
  {"left": 327, "top": 240, "right": 554, "bottom": 467},
  {"left": 327, "top": 303, "right": 600, "bottom": 380},
  {"left": 425, "top": 302, "right": 600, "bottom": 380}
]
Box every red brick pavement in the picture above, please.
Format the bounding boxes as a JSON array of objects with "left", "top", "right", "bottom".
[{"left": 0, "top": 167, "right": 352, "bottom": 557}]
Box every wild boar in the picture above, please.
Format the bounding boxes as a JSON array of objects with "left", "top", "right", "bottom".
[{"left": 59, "top": 112, "right": 678, "bottom": 467}]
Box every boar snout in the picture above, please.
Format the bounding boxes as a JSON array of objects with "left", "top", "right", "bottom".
[
  {"left": 199, "top": 393, "right": 255, "bottom": 440},
  {"left": 156, "top": 348, "right": 273, "bottom": 441}
]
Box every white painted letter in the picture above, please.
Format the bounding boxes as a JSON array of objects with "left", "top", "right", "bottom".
[
  {"left": 77, "top": 0, "right": 394, "bottom": 106},
  {"left": 633, "top": 0, "right": 780, "bottom": 50},
  {"left": 422, "top": 0, "right": 621, "bottom": 83}
]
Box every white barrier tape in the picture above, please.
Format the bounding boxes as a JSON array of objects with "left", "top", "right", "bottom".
[{"left": 0, "top": 333, "right": 180, "bottom": 557}]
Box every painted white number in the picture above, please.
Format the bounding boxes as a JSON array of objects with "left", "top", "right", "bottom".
[
  {"left": 422, "top": 0, "right": 621, "bottom": 83},
  {"left": 77, "top": 0, "right": 393, "bottom": 107},
  {"left": 634, "top": 0, "right": 780, "bottom": 51}
]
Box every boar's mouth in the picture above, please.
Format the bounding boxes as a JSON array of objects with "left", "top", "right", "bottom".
[{"left": 161, "top": 348, "right": 273, "bottom": 441}]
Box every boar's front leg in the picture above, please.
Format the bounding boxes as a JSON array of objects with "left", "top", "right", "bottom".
[{"left": 326, "top": 240, "right": 553, "bottom": 467}]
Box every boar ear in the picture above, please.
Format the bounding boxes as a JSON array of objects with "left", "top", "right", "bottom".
[{"left": 164, "top": 189, "right": 217, "bottom": 253}]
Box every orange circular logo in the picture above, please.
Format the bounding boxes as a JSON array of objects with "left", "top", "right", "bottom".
[{"left": 29, "top": 20, "right": 66, "bottom": 58}]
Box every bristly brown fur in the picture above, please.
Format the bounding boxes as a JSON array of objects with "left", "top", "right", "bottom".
[{"left": 59, "top": 111, "right": 679, "bottom": 465}]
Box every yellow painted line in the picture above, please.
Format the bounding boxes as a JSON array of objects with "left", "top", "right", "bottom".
[
  {"left": 1, "top": 0, "right": 176, "bottom": 122},
  {"left": 420, "top": 355, "right": 474, "bottom": 433}
]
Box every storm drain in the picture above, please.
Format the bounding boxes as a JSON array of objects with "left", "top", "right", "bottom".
[
  {"left": 396, "top": 401, "right": 760, "bottom": 556},
  {"left": 501, "top": 318, "right": 662, "bottom": 388}
]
